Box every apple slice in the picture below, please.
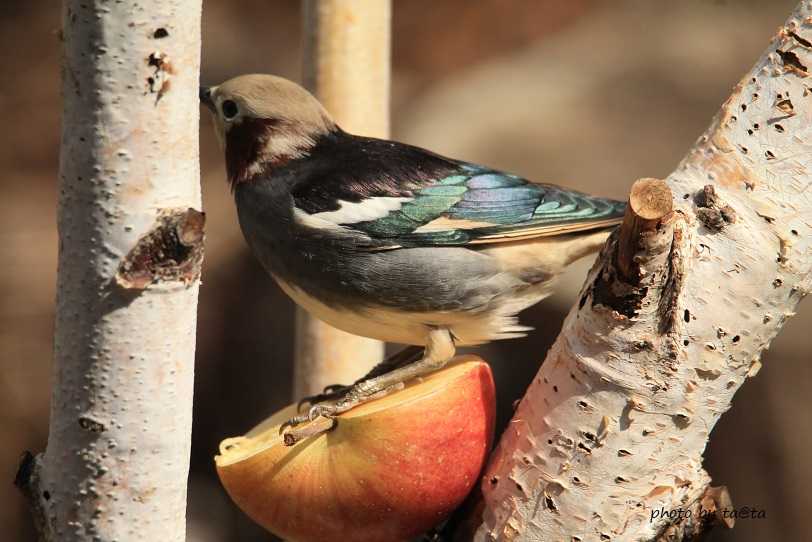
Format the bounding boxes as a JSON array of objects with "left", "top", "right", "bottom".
[{"left": 215, "top": 356, "right": 496, "bottom": 542}]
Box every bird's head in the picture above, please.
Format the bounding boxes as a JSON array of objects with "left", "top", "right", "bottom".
[{"left": 200, "top": 74, "right": 336, "bottom": 186}]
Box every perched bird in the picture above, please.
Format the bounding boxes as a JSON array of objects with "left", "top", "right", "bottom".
[{"left": 200, "top": 74, "right": 625, "bottom": 428}]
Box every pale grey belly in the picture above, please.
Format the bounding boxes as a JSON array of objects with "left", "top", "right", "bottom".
[{"left": 274, "top": 273, "right": 553, "bottom": 346}]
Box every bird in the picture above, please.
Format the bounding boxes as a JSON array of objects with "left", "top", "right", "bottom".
[{"left": 200, "top": 74, "right": 625, "bottom": 434}]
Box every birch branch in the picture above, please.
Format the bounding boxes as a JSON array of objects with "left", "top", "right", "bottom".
[
  {"left": 476, "top": 2, "right": 812, "bottom": 540},
  {"left": 295, "top": 0, "right": 391, "bottom": 396},
  {"left": 15, "top": 1, "right": 203, "bottom": 540}
]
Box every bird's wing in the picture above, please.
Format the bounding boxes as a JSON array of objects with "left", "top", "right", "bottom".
[{"left": 291, "top": 140, "right": 625, "bottom": 249}]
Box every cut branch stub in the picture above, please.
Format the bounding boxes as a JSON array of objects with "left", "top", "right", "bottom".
[{"left": 617, "top": 177, "right": 674, "bottom": 281}]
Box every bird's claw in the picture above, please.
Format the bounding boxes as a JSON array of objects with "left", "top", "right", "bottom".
[
  {"left": 279, "top": 401, "right": 341, "bottom": 440},
  {"left": 280, "top": 383, "right": 403, "bottom": 446},
  {"left": 279, "top": 405, "right": 332, "bottom": 433},
  {"left": 296, "top": 384, "right": 352, "bottom": 412},
  {"left": 307, "top": 402, "right": 338, "bottom": 421},
  {"left": 323, "top": 384, "right": 349, "bottom": 395}
]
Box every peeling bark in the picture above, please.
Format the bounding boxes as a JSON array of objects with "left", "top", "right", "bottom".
[
  {"left": 476, "top": 2, "right": 812, "bottom": 540},
  {"left": 116, "top": 208, "right": 205, "bottom": 289},
  {"left": 17, "top": 1, "right": 203, "bottom": 540}
]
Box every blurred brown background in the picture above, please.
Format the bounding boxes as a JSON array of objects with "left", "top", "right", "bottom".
[{"left": 2, "top": 1, "right": 809, "bottom": 541}]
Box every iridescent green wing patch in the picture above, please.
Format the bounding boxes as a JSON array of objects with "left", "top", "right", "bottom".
[{"left": 353, "top": 165, "right": 625, "bottom": 247}]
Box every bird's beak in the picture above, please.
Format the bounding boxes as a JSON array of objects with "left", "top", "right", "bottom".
[{"left": 199, "top": 86, "right": 216, "bottom": 113}]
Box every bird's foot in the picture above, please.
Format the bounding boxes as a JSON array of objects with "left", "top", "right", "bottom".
[
  {"left": 295, "top": 346, "right": 424, "bottom": 412},
  {"left": 279, "top": 413, "right": 337, "bottom": 446},
  {"left": 282, "top": 334, "right": 454, "bottom": 445},
  {"left": 296, "top": 384, "right": 352, "bottom": 412},
  {"left": 280, "top": 383, "right": 404, "bottom": 446}
]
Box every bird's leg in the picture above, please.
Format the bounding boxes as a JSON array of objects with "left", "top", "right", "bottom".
[
  {"left": 358, "top": 344, "right": 425, "bottom": 381},
  {"left": 297, "top": 345, "right": 425, "bottom": 411},
  {"left": 338, "top": 330, "right": 454, "bottom": 407},
  {"left": 282, "top": 329, "right": 455, "bottom": 443}
]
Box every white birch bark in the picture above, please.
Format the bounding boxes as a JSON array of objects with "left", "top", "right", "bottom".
[
  {"left": 16, "top": 1, "right": 203, "bottom": 540},
  {"left": 295, "top": 0, "right": 391, "bottom": 397},
  {"left": 476, "top": 2, "right": 812, "bottom": 540}
]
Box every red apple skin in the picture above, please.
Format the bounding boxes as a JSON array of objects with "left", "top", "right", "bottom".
[{"left": 215, "top": 357, "right": 496, "bottom": 542}]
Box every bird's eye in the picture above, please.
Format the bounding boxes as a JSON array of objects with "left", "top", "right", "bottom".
[{"left": 221, "top": 100, "right": 239, "bottom": 120}]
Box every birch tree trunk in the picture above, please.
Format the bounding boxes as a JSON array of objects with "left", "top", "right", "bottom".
[
  {"left": 295, "top": 0, "right": 391, "bottom": 397},
  {"left": 15, "top": 2, "right": 203, "bottom": 540},
  {"left": 475, "top": 2, "right": 812, "bottom": 540}
]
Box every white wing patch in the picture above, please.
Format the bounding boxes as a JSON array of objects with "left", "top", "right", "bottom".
[
  {"left": 292, "top": 208, "right": 346, "bottom": 230},
  {"left": 294, "top": 196, "right": 411, "bottom": 228}
]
